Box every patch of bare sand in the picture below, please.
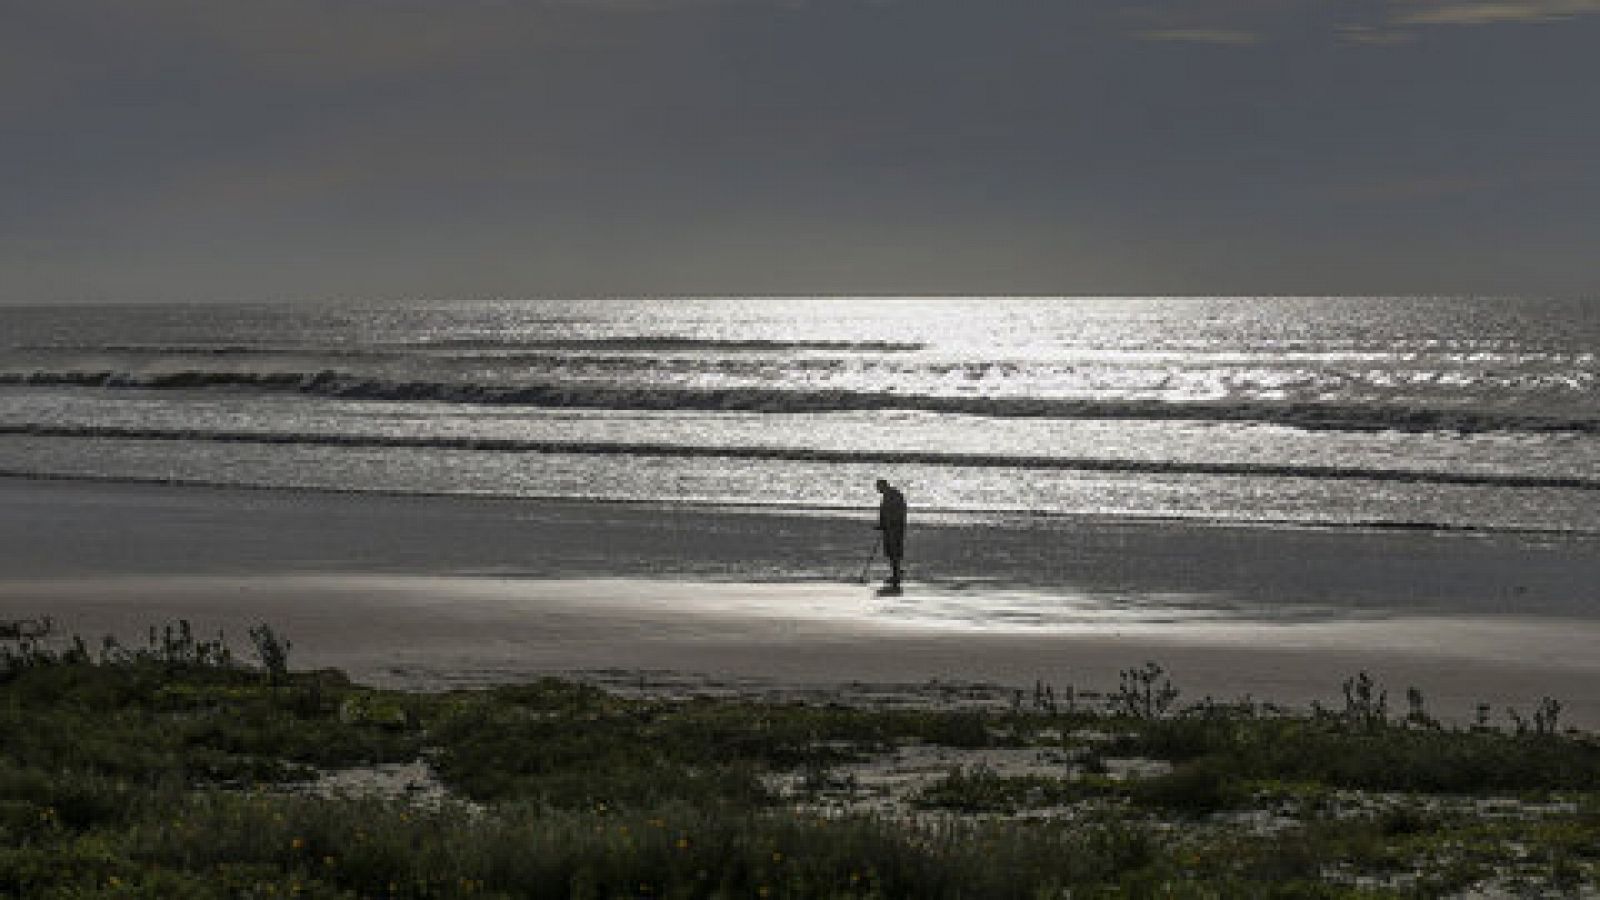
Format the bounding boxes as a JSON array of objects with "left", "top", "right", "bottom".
[{"left": 5, "top": 574, "right": 1600, "bottom": 727}]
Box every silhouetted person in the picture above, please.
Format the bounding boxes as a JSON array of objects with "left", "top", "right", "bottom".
[{"left": 874, "top": 478, "right": 907, "bottom": 587}]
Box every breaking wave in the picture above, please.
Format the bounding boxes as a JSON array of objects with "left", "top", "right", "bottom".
[
  {"left": 3, "top": 369, "right": 1596, "bottom": 435},
  {"left": 390, "top": 337, "right": 927, "bottom": 353},
  {"left": 2, "top": 466, "right": 1584, "bottom": 538},
  {"left": 4, "top": 423, "right": 1597, "bottom": 491}
]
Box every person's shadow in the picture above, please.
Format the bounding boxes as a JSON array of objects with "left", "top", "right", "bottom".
[{"left": 874, "top": 584, "right": 904, "bottom": 597}]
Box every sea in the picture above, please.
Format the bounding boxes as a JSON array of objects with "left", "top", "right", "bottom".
[{"left": 2, "top": 295, "right": 1598, "bottom": 536}]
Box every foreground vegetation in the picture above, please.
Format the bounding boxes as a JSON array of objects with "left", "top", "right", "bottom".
[{"left": 3, "top": 620, "right": 1599, "bottom": 897}]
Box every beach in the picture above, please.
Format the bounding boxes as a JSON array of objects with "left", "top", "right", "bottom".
[
  {"left": 10, "top": 7, "right": 1600, "bottom": 888},
  {"left": 6, "top": 476, "right": 1598, "bottom": 726}
]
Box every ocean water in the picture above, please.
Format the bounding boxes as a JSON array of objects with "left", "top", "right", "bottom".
[{"left": 2, "top": 296, "right": 1598, "bottom": 534}]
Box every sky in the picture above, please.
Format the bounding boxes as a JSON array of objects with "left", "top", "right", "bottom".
[{"left": 3, "top": 0, "right": 1598, "bottom": 302}]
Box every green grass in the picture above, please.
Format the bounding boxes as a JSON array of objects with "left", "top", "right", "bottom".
[{"left": 4, "top": 620, "right": 1600, "bottom": 897}]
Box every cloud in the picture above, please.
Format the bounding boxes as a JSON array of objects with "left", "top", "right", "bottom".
[
  {"left": 1123, "top": 0, "right": 1600, "bottom": 47},
  {"left": 1121, "top": 0, "right": 1298, "bottom": 46},
  {"left": 1393, "top": 0, "right": 1600, "bottom": 26},
  {"left": 1134, "top": 27, "right": 1263, "bottom": 44},
  {"left": 1325, "top": 0, "right": 1600, "bottom": 46},
  {"left": 1334, "top": 23, "right": 1417, "bottom": 43}
]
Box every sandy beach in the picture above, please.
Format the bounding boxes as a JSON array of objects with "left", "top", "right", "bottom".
[{"left": 4, "top": 476, "right": 1599, "bottom": 726}]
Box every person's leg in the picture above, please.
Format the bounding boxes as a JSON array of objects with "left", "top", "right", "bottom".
[{"left": 885, "top": 530, "right": 904, "bottom": 584}]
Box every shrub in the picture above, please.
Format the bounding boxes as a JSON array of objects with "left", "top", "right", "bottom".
[{"left": 1128, "top": 757, "right": 1239, "bottom": 815}]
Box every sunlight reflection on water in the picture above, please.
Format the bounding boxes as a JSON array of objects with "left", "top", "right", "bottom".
[{"left": 1, "top": 296, "right": 1598, "bottom": 533}]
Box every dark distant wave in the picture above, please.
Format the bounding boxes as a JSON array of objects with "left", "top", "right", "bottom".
[
  {"left": 9, "top": 338, "right": 923, "bottom": 355},
  {"left": 8, "top": 345, "right": 733, "bottom": 368},
  {"left": 3, "top": 369, "right": 1597, "bottom": 435},
  {"left": 11, "top": 337, "right": 924, "bottom": 363},
  {"left": 395, "top": 337, "right": 927, "bottom": 353},
  {"left": 4, "top": 423, "right": 1597, "bottom": 491},
  {"left": 14, "top": 343, "right": 276, "bottom": 356},
  {"left": 10, "top": 343, "right": 422, "bottom": 362}
]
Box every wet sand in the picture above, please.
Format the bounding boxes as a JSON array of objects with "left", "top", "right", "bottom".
[{"left": 4, "top": 477, "right": 1599, "bottom": 725}]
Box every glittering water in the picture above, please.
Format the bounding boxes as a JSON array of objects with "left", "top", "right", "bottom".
[{"left": 2, "top": 296, "right": 1598, "bottom": 532}]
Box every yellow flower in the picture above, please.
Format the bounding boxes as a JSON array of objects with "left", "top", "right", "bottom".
[
  {"left": 290, "top": 837, "right": 305, "bottom": 850},
  {"left": 676, "top": 838, "right": 691, "bottom": 850}
]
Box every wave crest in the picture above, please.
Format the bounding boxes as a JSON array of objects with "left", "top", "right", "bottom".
[
  {"left": 3, "top": 423, "right": 1595, "bottom": 491},
  {"left": 2, "top": 369, "right": 1595, "bottom": 435},
  {"left": 398, "top": 337, "right": 928, "bottom": 353}
]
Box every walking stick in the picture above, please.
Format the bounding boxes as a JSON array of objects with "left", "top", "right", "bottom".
[{"left": 856, "top": 535, "right": 880, "bottom": 583}]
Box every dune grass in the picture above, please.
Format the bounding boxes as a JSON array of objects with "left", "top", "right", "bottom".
[{"left": 4, "top": 620, "right": 1599, "bottom": 897}]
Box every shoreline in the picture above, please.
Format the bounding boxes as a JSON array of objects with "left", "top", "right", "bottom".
[
  {"left": 5, "top": 477, "right": 1600, "bottom": 725},
  {"left": 4, "top": 467, "right": 1599, "bottom": 541}
]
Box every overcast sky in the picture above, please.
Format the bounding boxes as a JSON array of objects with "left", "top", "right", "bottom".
[{"left": 3, "top": 0, "right": 1597, "bottom": 302}]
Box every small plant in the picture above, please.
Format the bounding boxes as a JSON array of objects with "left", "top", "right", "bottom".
[
  {"left": 914, "top": 765, "right": 1098, "bottom": 813},
  {"left": 1031, "top": 680, "right": 1060, "bottom": 714},
  {"left": 1535, "top": 697, "right": 1563, "bottom": 736},
  {"left": 1405, "top": 687, "right": 1439, "bottom": 730},
  {"left": 3, "top": 617, "right": 239, "bottom": 678},
  {"left": 143, "top": 620, "right": 234, "bottom": 668},
  {"left": 797, "top": 758, "right": 854, "bottom": 797},
  {"left": 1078, "top": 749, "right": 1110, "bottom": 776},
  {"left": 0, "top": 617, "right": 51, "bottom": 641},
  {"left": 1473, "top": 703, "right": 1494, "bottom": 731},
  {"left": 1127, "top": 758, "right": 1237, "bottom": 815},
  {"left": 1376, "top": 805, "right": 1438, "bottom": 837},
  {"left": 1511, "top": 696, "right": 1565, "bottom": 738},
  {"left": 1107, "top": 662, "right": 1179, "bottom": 719},
  {"left": 1342, "top": 671, "right": 1388, "bottom": 729},
  {"left": 0, "top": 617, "right": 58, "bottom": 675},
  {"left": 920, "top": 710, "right": 992, "bottom": 748},
  {"left": 248, "top": 624, "right": 292, "bottom": 684}
]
